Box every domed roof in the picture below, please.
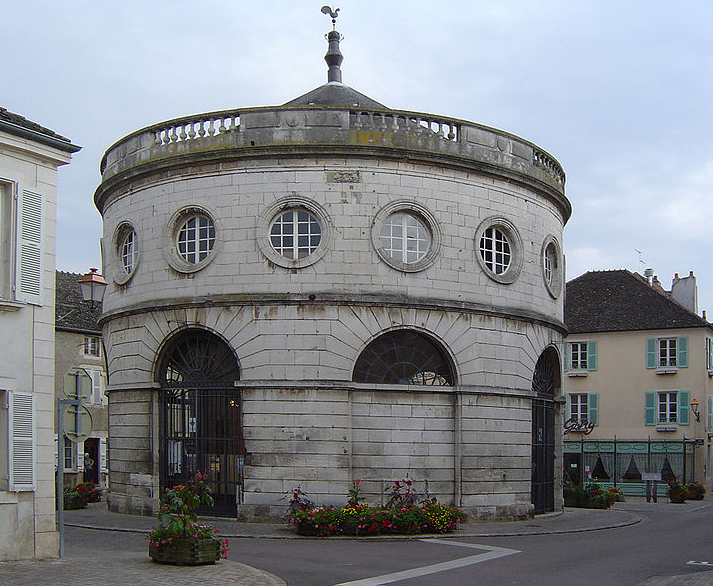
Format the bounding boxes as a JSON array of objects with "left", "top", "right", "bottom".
[
  {"left": 284, "top": 7, "right": 386, "bottom": 110},
  {"left": 283, "top": 81, "right": 385, "bottom": 109}
]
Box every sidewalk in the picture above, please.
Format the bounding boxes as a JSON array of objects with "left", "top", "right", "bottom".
[
  {"left": 62, "top": 498, "right": 644, "bottom": 539},
  {"left": 3, "top": 498, "right": 709, "bottom": 585}
]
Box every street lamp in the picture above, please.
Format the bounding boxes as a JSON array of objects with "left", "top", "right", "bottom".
[
  {"left": 690, "top": 398, "right": 700, "bottom": 423},
  {"left": 78, "top": 268, "right": 107, "bottom": 307}
]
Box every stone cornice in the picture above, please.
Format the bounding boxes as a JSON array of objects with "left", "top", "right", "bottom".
[{"left": 97, "top": 292, "right": 567, "bottom": 335}]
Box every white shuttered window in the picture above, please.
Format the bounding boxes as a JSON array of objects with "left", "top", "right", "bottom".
[
  {"left": 15, "top": 186, "right": 44, "bottom": 305},
  {"left": 9, "top": 391, "right": 35, "bottom": 490}
]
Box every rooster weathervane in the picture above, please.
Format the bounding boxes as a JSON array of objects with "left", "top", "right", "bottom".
[{"left": 321, "top": 5, "right": 340, "bottom": 30}]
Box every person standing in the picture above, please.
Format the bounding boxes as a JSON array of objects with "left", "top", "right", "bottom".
[{"left": 83, "top": 453, "right": 94, "bottom": 483}]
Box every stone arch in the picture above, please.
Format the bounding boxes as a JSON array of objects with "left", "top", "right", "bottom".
[
  {"left": 352, "top": 328, "right": 456, "bottom": 385},
  {"left": 156, "top": 327, "right": 243, "bottom": 516},
  {"left": 531, "top": 345, "right": 561, "bottom": 514}
]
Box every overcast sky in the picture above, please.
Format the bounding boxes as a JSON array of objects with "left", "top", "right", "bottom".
[{"left": 5, "top": 1, "right": 713, "bottom": 315}]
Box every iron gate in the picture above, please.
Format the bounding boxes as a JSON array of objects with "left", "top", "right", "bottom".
[
  {"left": 157, "top": 329, "right": 243, "bottom": 517},
  {"left": 159, "top": 387, "right": 244, "bottom": 516},
  {"left": 531, "top": 349, "right": 558, "bottom": 514}
]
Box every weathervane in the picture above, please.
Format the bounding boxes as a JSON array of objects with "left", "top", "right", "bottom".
[
  {"left": 321, "top": 5, "right": 340, "bottom": 30},
  {"left": 321, "top": 5, "right": 344, "bottom": 83}
]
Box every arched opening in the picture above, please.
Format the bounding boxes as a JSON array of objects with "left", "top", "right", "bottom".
[
  {"left": 531, "top": 346, "right": 560, "bottom": 514},
  {"left": 352, "top": 329, "right": 455, "bottom": 385},
  {"left": 157, "top": 328, "right": 243, "bottom": 516}
]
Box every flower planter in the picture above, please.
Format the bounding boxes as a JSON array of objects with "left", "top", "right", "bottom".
[
  {"left": 149, "top": 538, "right": 221, "bottom": 565},
  {"left": 686, "top": 487, "right": 705, "bottom": 500},
  {"left": 668, "top": 491, "right": 686, "bottom": 504}
]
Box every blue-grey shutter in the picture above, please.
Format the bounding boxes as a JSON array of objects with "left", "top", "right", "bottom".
[
  {"left": 587, "top": 341, "right": 598, "bottom": 371},
  {"left": 15, "top": 186, "right": 44, "bottom": 305},
  {"left": 708, "top": 395, "right": 713, "bottom": 431},
  {"left": 678, "top": 390, "right": 690, "bottom": 425},
  {"left": 564, "top": 394, "right": 570, "bottom": 421},
  {"left": 563, "top": 343, "right": 570, "bottom": 372},
  {"left": 645, "top": 391, "right": 656, "bottom": 425},
  {"left": 587, "top": 393, "right": 599, "bottom": 425},
  {"left": 646, "top": 338, "right": 657, "bottom": 369},
  {"left": 677, "top": 337, "right": 688, "bottom": 368}
]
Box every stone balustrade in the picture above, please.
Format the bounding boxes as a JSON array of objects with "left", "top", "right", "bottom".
[{"left": 97, "top": 105, "right": 566, "bottom": 211}]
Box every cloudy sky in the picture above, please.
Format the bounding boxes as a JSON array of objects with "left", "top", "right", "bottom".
[{"left": 5, "top": 1, "right": 713, "bottom": 315}]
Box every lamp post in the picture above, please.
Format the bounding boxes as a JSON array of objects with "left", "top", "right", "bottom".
[
  {"left": 78, "top": 268, "right": 107, "bottom": 307},
  {"left": 57, "top": 268, "right": 106, "bottom": 557}
]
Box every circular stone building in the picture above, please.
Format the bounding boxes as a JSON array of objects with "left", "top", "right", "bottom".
[{"left": 95, "top": 17, "right": 570, "bottom": 520}]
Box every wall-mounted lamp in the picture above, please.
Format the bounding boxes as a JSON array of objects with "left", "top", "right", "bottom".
[
  {"left": 78, "top": 268, "right": 107, "bottom": 308},
  {"left": 691, "top": 398, "right": 700, "bottom": 422}
]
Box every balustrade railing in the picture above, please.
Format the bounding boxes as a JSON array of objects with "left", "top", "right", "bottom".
[
  {"left": 154, "top": 114, "right": 241, "bottom": 146},
  {"left": 100, "top": 106, "right": 564, "bottom": 192}
]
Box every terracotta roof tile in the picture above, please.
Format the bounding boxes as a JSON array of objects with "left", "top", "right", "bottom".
[{"left": 565, "top": 269, "right": 711, "bottom": 334}]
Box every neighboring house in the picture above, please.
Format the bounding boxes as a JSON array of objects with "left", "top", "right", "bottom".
[
  {"left": 0, "top": 107, "right": 80, "bottom": 560},
  {"left": 55, "top": 271, "right": 107, "bottom": 489},
  {"left": 563, "top": 269, "right": 713, "bottom": 495}
]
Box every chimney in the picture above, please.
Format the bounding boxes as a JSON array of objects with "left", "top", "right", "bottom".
[
  {"left": 670, "top": 271, "right": 698, "bottom": 314},
  {"left": 644, "top": 268, "right": 654, "bottom": 285}
]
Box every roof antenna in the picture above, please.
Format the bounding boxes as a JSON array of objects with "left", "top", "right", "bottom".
[{"left": 321, "top": 6, "right": 343, "bottom": 83}]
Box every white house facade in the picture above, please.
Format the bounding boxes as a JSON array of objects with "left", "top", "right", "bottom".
[{"left": 0, "top": 107, "right": 79, "bottom": 560}]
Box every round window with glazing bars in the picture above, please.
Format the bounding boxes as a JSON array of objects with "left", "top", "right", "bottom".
[
  {"left": 269, "top": 209, "right": 322, "bottom": 260},
  {"left": 112, "top": 221, "right": 140, "bottom": 285},
  {"left": 474, "top": 217, "right": 523, "bottom": 284},
  {"left": 176, "top": 213, "right": 216, "bottom": 264}
]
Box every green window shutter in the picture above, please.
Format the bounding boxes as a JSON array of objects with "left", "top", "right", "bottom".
[
  {"left": 564, "top": 395, "right": 570, "bottom": 421},
  {"left": 646, "top": 338, "right": 657, "bottom": 369},
  {"left": 677, "top": 337, "right": 688, "bottom": 368},
  {"left": 645, "top": 391, "right": 656, "bottom": 425},
  {"left": 587, "top": 393, "right": 599, "bottom": 426},
  {"left": 678, "top": 390, "right": 690, "bottom": 425},
  {"left": 563, "top": 344, "right": 570, "bottom": 372},
  {"left": 587, "top": 341, "right": 598, "bottom": 371},
  {"left": 707, "top": 395, "right": 712, "bottom": 431}
]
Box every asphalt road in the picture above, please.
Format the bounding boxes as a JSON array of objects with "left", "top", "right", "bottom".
[{"left": 65, "top": 501, "right": 713, "bottom": 586}]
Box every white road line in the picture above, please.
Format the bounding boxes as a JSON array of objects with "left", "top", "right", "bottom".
[
  {"left": 333, "top": 539, "right": 520, "bottom": 586},
  {"left": 687, "top": 561, "right": 713, "bottom": 566}
]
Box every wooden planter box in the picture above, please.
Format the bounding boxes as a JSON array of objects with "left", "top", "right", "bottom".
[{"left": 149, "top": 538, "right": 221, "bottom": 565}]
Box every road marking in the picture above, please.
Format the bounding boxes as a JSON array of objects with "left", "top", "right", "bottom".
[
  {"left": 687, "top": 561, "right": 713, "bottom": 566},
  {"left": 333, "top": 539, "right": 520, "bottom": 586}
]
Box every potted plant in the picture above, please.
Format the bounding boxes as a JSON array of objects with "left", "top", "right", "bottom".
[
  {"left": 686, "top": 481, "right": 706, "bottom": 500},
  {"left": 62, "top": 486, "right": 88, "bottom": 510},
  {"left": 148, "top": 472, "right": 228, "bottom": 565},
  {"left": 666, "top": 478, "right": 687, "bottom": 503},
  {"left": 75, "top": 482, "right": 102, "bottom": 503}
]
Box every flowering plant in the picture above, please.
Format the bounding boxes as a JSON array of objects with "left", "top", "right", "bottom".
[
  {"left": 287, "top": 480, "right": 464, "bottom": 537},
  {"left": 148, "top": 472, "right": 228, "bottom": 559},
  {"left": 666, "top": 477, "right": 687, "bottom": 496},
  {"left": 75, "top": 482, "right": 102, "bottom": 503},
  {"left": 347, "top": 478, "right": 364, "bottom": 506},
  {"left": 687, "top": 481, "right": 706, "bottom": 499}
]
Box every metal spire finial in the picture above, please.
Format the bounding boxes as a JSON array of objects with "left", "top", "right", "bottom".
[{"left": 320, "top": 6, "right": 343, "bottom": 83}]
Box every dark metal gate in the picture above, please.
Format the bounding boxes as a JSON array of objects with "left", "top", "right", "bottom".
[
  {"left": 158, "top": 329, "right": 243, "bottom": 517},
  {"left": 531, "top": 349, "right": 558, "bottom": 514}
]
